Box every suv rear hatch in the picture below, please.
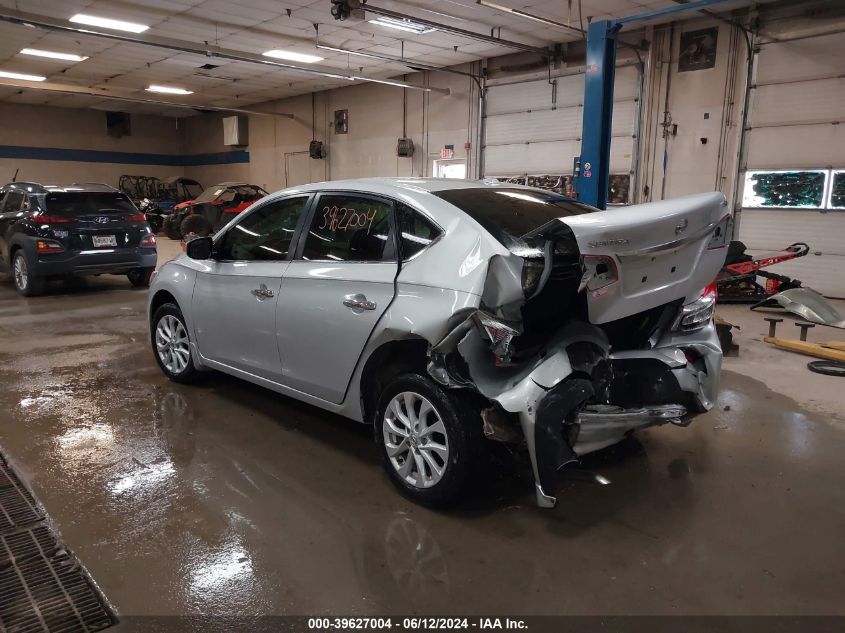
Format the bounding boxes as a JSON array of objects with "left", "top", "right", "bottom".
[{"left": 38, "top": 192, "right": 149, "bottom": 251}]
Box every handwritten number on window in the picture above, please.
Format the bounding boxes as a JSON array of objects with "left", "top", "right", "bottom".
[{"left": 318, "top": 205, "right": 378, "bottom": 232}]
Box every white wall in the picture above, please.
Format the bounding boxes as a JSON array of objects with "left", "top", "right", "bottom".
[{"left": 0, "top": 102, "right": 184, "bottom": 187}]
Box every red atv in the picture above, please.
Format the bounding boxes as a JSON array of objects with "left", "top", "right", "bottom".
[
  {"left": 162, "top": 182, "right": 268, "bottom": 239},
  {"left": 716, "top": 240, "right": 809, "bottom": 303}
]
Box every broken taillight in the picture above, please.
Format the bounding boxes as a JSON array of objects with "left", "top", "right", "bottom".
[
  {"left": 579, "top": 255, "right": 619, "bottom": 293},
  {"left": 673, "top": 281, "right": 717, "bottom": 333},
  {"left": 473, "top": 312, "right": 521, "bottom": 364}
]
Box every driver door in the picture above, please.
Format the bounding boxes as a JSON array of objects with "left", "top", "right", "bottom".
[{"left": 192, "top": 195, "right": 311, "bottom": 380}]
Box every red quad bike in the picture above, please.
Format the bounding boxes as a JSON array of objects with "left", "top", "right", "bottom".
[
  {"left": 716, "top": 240, "right": 810, "bottom": 303},
  {"left": 163, "top": 182, "right": 268, "bottom": 239}
]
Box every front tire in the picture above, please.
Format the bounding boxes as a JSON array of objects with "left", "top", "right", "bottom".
[
  {"left": 375, "top": 373, "right": 483, "bottom": 507},
  {"left": 12, "top": 251, "right": 44, "bottom": 296},
  {"left": 180, "top": 214, "right": 212, "bottom": 238},
  {"left": 128, "top": 267, "right": 154, "bottom": 288},
  {"left": 151, "top": 303, "right": 199, "bottom": 383}
]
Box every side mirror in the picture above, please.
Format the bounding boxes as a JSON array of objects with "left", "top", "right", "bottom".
[{"left": 185, "top": 236, "right": 213, "bottom": 259}]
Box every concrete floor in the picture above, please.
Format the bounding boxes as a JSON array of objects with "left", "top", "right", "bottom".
[{"left": 1, "top": 243, "right": 844, "bottom": 617}]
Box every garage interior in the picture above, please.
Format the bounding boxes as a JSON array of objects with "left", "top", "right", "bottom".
[{"left": 1, "top": 0, "right": 844, "bottom": 626}]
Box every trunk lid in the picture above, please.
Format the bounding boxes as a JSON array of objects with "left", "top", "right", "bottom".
[{"left": 560, "top": 192, "right": 729, "bottom": 324}]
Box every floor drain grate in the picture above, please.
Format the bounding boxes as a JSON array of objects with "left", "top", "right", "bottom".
[
  {"left": 0, "top": 450, "right": 116, "bottom": 633},
  {"left": 0, "top": 456, "right": 43, "bottom": 531}
]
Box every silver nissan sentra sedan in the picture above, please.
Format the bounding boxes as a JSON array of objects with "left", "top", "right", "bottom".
[{"left": 148, "top": 178, "right": 728, "bottom": 508}]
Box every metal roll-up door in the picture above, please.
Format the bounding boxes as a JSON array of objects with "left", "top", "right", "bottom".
[
  {"left": 738, "top": 31, "right": 845, "bottom": 297},
  {"left": 481, "top": 65, "right": 640, "bottom": 202}
]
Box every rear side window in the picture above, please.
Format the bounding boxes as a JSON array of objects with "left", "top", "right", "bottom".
[
  {"left": 432, "top": 188, "right": 594, "bottom": 248},
  {"left": 45, "top": 192, "right": 136, "bottom": 216},
  {"left": 397, "top": 203, "right": 441, "bottom": 260},
  {"left": 300, "top": 194, "right": 393, "bottom": 262},
  {"left": 217, "top": 196, "right": 308, "bottom": 261},
  {"left": 1, "top": 191, "right": 24, "bottom": 212}
]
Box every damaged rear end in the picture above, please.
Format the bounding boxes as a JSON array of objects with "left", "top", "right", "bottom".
[{"left": 428, "top": 188, "right": 729, "bottom": 507}]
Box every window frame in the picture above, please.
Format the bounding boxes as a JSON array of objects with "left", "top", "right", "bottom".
[
  {"left": 293, "top": 190, "right": 399, "bottom": 264},
  {"left": 395, "top": 201, "right": 445, "bottom": 263},
  {"left": 741, "top": 168, "right": 845, "bottom": 212},
  {"left": 212, "top": 193, "right": 315, "bottom": 262}
]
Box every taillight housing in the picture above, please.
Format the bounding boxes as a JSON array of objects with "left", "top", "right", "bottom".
[
  {"left": 579, "top": 255, "right": 619, "bottom": 293},
  {"left": 140, "top": 233, "right": 157, "bottom": 248},
  {"left": 35, "top": 213, "right": 75, "bottom": 224},
  {"left": 473, "top": 311, "right": 521, "bottom": 364},
  {"left": 127, "top": 212, "right": 146, "bottom": 222},
  {"left": 673, "top": 281, "right": 717, "bottom": 333},
  {"left": 708, "top": 214, "right": 732, "bottom": 250},
  {"left": 36, "top": 239, "right": 65, "bottom": 254}
]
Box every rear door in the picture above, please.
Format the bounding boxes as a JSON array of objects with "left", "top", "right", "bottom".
[
  {"left": 192, "top": 195, "right": 311, "bottom": 379},
  {"left": 561, "top": 191, "right": 729, "bottom": 323},
  {"left": 275, "top": 192, "right": 398, "bottom": 403}
]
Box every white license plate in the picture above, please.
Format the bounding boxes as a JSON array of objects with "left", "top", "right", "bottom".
[{"left": 92, "top": 235, "right": 117, "bottom": 247}]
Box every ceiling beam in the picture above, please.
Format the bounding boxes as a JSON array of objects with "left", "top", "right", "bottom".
[
  {"left": 0, "top": 78, "right": 295, "bottom": 117},
  {"left": 0, "top": 8, "right": 447, "bottom": 94}
]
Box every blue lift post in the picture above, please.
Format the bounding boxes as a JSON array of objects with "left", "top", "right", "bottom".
[{"left": 576, "top": 0, "right": 730, "bottom": 209}]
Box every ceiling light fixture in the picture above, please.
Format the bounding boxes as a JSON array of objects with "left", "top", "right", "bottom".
[
  {"left": 0, "top": 69, "right": 46, "bottom": 81},
  {"left": 69, "top": 13, "right": 149, "bottom": 33},
  {"left": 146, "top": 84, "right": 193, "bottom": 95},
  {"left": 368, "top": 16, "right": 436, "bottom": 34},
  {"left": 20, "top": 48, "right": 89, "bottom": 62},
  {"left": 365, "top": 77, "right": 431, "bottom": 91},
  {"left": 263, "top": 50, "right": 324, "bottom": 64}
]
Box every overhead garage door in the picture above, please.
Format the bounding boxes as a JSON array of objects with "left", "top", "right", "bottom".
[
  {"left": 738, "top": 32, "right": 845, "bottom": 298},
  {"left": 481, "top": 65, "right": 641, "bottom": 202}
]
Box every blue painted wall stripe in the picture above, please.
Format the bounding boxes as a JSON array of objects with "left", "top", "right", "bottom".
[{"left": 0, "top": 145, "right": 249, "bottom": 166}]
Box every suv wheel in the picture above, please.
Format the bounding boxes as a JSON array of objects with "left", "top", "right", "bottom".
[
  {"left": 128, "top": 267, "right": 154, "bottom": 288},
  {"left": 12, "top": 251, "right": 44, "bottom": 296},
  {"left": 151, "top": 303, "right": 198, "bottom": 383},
  {"left": 375, "top": 373, "right": 483, "bottom": 507}
]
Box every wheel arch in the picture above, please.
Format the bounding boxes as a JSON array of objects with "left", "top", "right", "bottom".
[
  {"left": 149, "top": 289, "right": 179, "bottom": 322},
  {"left": 358, "top": 337, "right": 430, "bottom": 426}
]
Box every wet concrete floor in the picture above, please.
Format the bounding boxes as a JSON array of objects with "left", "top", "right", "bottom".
[{"left": 0, "top": 273, "right": 843, "bottom": 616}]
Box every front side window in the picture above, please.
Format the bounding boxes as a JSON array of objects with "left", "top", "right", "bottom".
[
  {"left": 217, "top": 196, "right": 308, "bottom": 261},
  {"left": 397, "top": 203, "right": 441, "bottom": 260},
  {"left": 301, "top": 194, "right": 393, "bottom": 262}
]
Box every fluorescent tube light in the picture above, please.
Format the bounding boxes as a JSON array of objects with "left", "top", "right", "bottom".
[
  {"left": 69, "top": 14, "right": 150, "bottom": 33},
  {"left": 20, "top": 48, "right": 89, "bottom": 62},
  {"left": 0, "top": 70, "right": 46, "bottom": 81},
  {"left": 146, "top": 85, "right": 193, "bottom": 95},
  {"left": 262, "top": 50, "right": 324, "bottom": 64},
  {"left": 368, "top": 16, "right": 436, "bottom": 34}
]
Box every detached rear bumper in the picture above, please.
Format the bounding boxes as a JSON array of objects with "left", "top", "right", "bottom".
[{"left": 33, "top": 248, "right": 157, "bottom": 276}]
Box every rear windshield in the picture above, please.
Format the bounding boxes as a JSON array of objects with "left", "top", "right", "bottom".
[
  {"left": 433, "top": 188, "right": 594, "bottom": 248},
  {"left": 45, "top": 192, "right": 137, "bottom": 215}
]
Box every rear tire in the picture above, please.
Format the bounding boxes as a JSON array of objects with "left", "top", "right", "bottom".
[
  {"left": 12, "top": 251, "right": 44, "bottom": 296},
  {"left": 180, "top": 214, "right": 212, "bottom": 238},
  {"left": 375, "top": 373, "right": 484, "bottom": 507},
  {"left": 151, "top": 302, "right": 199, "bottom": 383},
  {"left": 128, "top": 267, "right": 154, "bottom": 288}
]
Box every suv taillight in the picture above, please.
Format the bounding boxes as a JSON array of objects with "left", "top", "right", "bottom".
[
  {"left": 140, "top": 233, "right": 157, "bottom": 248},
  {"left": 35, "top": 214, "right": 76, "bottom": 224},
  {"left": 127, "top": 212, "right": 146, "bottom": 222},
  {"left": 36, "top": 239, "right": 65, "bottom": 253},
  {"left": 673, "top": 281, "right": 717, "bottom": 333}
]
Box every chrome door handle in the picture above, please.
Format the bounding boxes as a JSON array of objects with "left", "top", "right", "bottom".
[
  {"left": 343, "top": 293, "right": 377, "bottom": 311},
  {"left": 251, "top": 284, "right": 275, "bottom": 299}
]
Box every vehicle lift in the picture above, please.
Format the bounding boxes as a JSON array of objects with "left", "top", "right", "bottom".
[{"left": 576, "top": 0, "right": 730, "bottom": 209}]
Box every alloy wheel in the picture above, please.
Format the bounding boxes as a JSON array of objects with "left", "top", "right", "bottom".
[
  {"left": 383, "top": 391, "right": 449, "bottom": 489},
  {"left": 13, "top": 254, "right": 27, "bottom": 292},
  {"left": 155, "top": 314, "right": 191, "bottom": 374}
]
